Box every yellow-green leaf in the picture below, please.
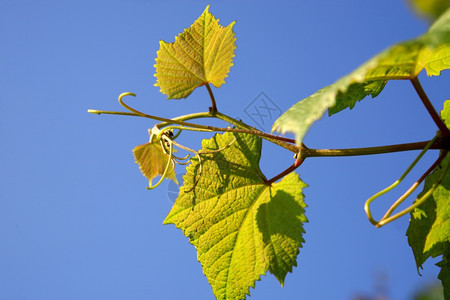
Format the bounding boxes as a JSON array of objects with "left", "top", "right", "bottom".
[
  {"left": 133, "top": 136, "right": 177, "bottom": 187},
  {"left": 164, "top": 132, "right": 307, "bottom": 300},
  {"left": 273, "top": 8, "right": 450, "bottom": 145},
  {"left": 154, "top": 5, "right": 236, "bottom": 99}
]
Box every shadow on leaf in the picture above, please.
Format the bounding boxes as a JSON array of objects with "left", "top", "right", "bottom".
[{"left": 256, "top": 189, "right": 306, "bottom": 283}]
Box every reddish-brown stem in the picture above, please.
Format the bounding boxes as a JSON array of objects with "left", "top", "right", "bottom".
[
  {"left": 410, "top": 77, "right": 450, "bottom": 137},
  {"left": 205, "top": 83, "right": 218, "bottom": 113},
  {"left": 266, "top": 157, "right": 305, "bottom": 185}
]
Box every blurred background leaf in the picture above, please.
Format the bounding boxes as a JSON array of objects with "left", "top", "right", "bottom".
[{"left": 407, "top": 0, "right": 450, "bottom": 23}]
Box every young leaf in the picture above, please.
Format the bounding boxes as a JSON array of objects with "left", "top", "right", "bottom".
[
  {"left": 133, "top": 135, "right": 177, "bottom": 187},
  {"left": 164, "top": 132, "right": 307, "bottom": 300},
  {"left": 154, "top": 5, "right": 236, "bottom": 99},
  {"left": 273, "top": 8, "right": 450, "bottom": 145},
  {"left": 406, "top": 100, "right": 450, "bottom": 296}
]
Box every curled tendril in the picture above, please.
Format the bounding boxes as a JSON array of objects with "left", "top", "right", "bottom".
[
  {"left": 146, "top": 135, "right": 175, "bottom": 190},
  {"left": 376, "top": 151, "right": 449, "bottom": 227},
  {"left": 171, "top": 128, "right": 183, "bottom": 140},
  {"left": 173, "top": 154, "right": 191, "bottom": 165},
  {"left": 364, "top": 136, "right": 448, "bottom": 227},
  {"left": 116, "top": 94, "right": 238, "bottom": 194},
  {"left": 118, "top": 92, "right": 145, "bottom": 116}
]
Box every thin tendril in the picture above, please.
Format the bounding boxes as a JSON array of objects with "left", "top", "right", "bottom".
[
  {"left": 147, "top": 135, "right": 174, "bottom": 190},
  {"left": 172, "top": 153, "right": 191, "bottom": 161},
  {"left": 173, "top": 158, "right": 191, "bottom": 166},
  {"left": 118, "top": 92, "right": 147, "bottom": 116},
  {"left": 364, "top": 136, "right": 439, "bottom": 226},
  {"left": 171, "top": 128, "right": 182, "bottom": 140},
  {"left": 377, "top": 151, "right": 449, "bottom": 227}
]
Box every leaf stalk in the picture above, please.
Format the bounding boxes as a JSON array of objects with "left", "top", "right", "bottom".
[
  {"left": 410, "top": 76, "right": 450, "bottom": 137},
  {"left": 205, "top": 83, "right": 218, "bottom": 113},
  {"left": 266, "top": 156, "right": 305, "bottom": 185}
]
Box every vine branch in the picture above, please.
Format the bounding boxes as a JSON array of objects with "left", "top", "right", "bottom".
[
  {"left": 88, "top": 93, "right": 300, "bottom": 153},
  {"left": 303, "top": 138, "right": 450, "bottom": 157},
  {"left": 89, "top": 93, "right": 450, "bottom": 166},
  {"left": 88, "top": 108, "right": 449, "bottom": 158}
]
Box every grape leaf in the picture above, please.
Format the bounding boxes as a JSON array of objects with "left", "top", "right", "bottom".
[
  {"left": 406, "top": 154, "right": 450, "bottom": 266},
  {"left": 273, "top": 8, "right": 450, "bottom": 145},
  {"left": 164, "top": 132, "right": 307, "bottom": 300},
  {"left": 406, "top": 100, "right": 450, "bottom": 297},
  {"left": 406, "top": 153, "right": 450, "bottom": 295},
  {"left": 133, "top": 132, "right": 177, "bottom": 187},
  {"left": 154, "top": 5, "right": 236, "bottom": 99}
]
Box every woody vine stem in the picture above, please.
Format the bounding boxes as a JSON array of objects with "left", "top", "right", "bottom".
[
  {"left": 88, "top": 76, "right": 449, "bottom": 226},
  {"left": 88, "top": 77, "right": 449, "bottom": 158}
]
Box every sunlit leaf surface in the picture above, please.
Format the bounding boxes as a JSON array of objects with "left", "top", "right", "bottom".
[
  {"left": 154, "top": 5, "right": 236, "bottom": 99},
  {"left": 164, "top": 132, "right": 307, "bottom": 300},
  {"left": 133, "top": 134, "right": 177, "bottom": 187}
]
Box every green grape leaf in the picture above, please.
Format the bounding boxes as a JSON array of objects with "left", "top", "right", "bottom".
[
  {"left": 154, "top": 5, "right": 236, "bottom": 99},
  {"left": 406, "top": 153, "right": 450, "bottom": 293},
  {"left": 406, "top": 101, "right": 450, "bottom": 296},
  {"left": 133, "top": 133, "right": 177, "bottom": 187},
  {"left": 406, "top": 153, "right": 450, "bottom": 267},
  {"left": 164, "top": 132, "right": 307, "bottom": 300},
  {"left": 273, "top": 8, "right": 450, "bottom": 145}
]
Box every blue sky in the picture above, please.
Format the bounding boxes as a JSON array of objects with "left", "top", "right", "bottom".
[{"left": 1, "top": 1, "right": 448, "bottom": 299}]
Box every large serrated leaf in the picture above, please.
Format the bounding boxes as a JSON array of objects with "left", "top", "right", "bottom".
[
  {"left": 273, "top": 8, "right": 450, "bottom": 145},
  {"left": 164, "top": 132, "right": 307, "bottom": 300},
  {"left": 154, "top": 5, "right": 236, "bottom": 99}
]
